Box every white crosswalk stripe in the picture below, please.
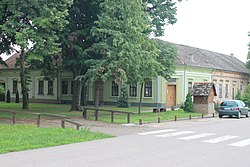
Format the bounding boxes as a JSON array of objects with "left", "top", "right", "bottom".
[
  {"left": 229, "top": 139, "right": 250, "bottom": 147},
  {"left": 203, "top": 135, "right": 239, "bottom": 144},
  {"left": 138, "top": 129, "right": 176, "bottom": 135},
  {"left": 157, "top": 131, "right": 195, "bottom": 138},
  {"left": 178, "top": 133, "right": 215, "bottom": 140}
]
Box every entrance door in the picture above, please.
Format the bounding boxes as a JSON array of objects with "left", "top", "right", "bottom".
[{"left": 166, "top": 85, "right": 176, "bottom": 107}]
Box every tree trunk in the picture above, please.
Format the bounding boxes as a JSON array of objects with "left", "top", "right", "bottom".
[
  {"left": 138, "top": 82, "right": 143, "bottom": 114},
  {"left": 82, "top": 83, "right": 87, "bottom": 106},
  {"left": 70, "top": 79, "right": 83, "bottom": 111},
  {"left": 94, "top": 80, "right": 100, "bottom": 109},
  {"left": 20, "top": 49, "right": 29, "bottom": 110}
]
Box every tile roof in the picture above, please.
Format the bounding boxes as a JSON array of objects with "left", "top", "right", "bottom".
[
  {"left": 0, "top": 52, "right": 20, "bottom": 69},
  {"left": 171, "top": 43, "right": 249, "bottom": 74},
  {"left": 192, "top": 82, "right": 217, "bottom": 96}
]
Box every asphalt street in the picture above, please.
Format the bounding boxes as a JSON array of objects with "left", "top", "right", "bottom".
[{"left": 1, "top": 117, "right": 250, "bottom": 167}]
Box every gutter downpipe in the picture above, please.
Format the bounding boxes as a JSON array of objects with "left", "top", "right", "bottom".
[
  {"left": 156, "top": 76, "right": 159, "bottom": 107},
  {"left": 183, "top": 63, "right": 187, "bottom": 103}
]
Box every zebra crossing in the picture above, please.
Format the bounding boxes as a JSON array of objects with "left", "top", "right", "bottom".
[{"left": 138, "top": 129, "right": 250, "bottom": 148}]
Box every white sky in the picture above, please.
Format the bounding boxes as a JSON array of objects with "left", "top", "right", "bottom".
[{"left": 159, "top": 0, "right": 250, "bottom": 63}]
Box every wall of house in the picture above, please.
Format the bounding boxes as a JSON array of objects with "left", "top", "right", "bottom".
[
  {"left": 171, "top": 65, "right": 213, "bottom": 106},
  {"left": 213, "top": 70, "right": 249, "bottom": 102}
]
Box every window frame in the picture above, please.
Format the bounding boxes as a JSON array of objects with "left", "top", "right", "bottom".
[
  {"left": 48, "top": 80, "right": 54, "bottom": 95},
  {"left": 61, "top": 80, "right": 68, "bottom": 95},
  {"left": 129, "top": 84, "right": 137, "bottom": 97},
  {"left": 13, "top": 80, "right": 18, "bottom": 94}
]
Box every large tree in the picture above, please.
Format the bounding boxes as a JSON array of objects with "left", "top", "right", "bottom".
[
  {"left": 60, "top": 0, "right": 102, "bottom": 111},
  {"left": 87, "top": 0, "right": 162, "bottom": 108},
  {"left": 0, "top": 0, "right": 72, "bottom": 109}
]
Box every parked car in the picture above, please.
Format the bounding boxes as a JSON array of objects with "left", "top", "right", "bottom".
[{"left": 218, "top": 100, "right": 249, "bottom": 118}]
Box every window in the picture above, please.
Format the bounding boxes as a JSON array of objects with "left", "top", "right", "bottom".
[
  {"left": 111, "top": 81, "right": 119, "bottom": 96},
  {"left": 225, "top": 84, "right": 228, "bottom": 98},
  {"left": 48, "top": 81, "right": 53, "bottom": 95},
  {"left": 188, "top": 82, "right": 192, "bottom": 93},
  {"left": 13, "top": 80, "right": 18, "bottom": 93},
  {"left": 219, "top": 83, "right": 222, "bottom": 98},
  {"left": 144, "top": 81, "right": 152, "bottom": 97},
  {"left": 129, "top": 84, "right": 137, "bottom": 97},
  {"left": 38, "top": 80, "right": 44, "bottom": 94},
  {"left": 62, "top": 81, "right": 68, "bottom": 95}
]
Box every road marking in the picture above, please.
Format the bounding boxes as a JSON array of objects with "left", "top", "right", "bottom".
[
  {"left": 138, "top": 129, "right": 176, "bottom": 135},
  {"left": 178, "top": 133, "right": 215, "bottom": 140},
  {"left": 157, "top": 131, "right": 195, "bottom": 137},
  {"left": 229, "top": 139, "right": 250, "bottom": 147},
  {"left": 203, "top": 135, "right": 239, "bottom": 144}
]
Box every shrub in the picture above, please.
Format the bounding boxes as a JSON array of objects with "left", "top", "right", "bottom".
[
  {"left": 184, "top": 92, "right": 194, "bottom": 112},
  {"left": 15, "top": 90, "right": 19, "bottom": 103},
  {"left": 0, "top": 85, "right": 4, "bottom": 94},
  {"left": 235, "top": 89, "right": 242, "bottom": 100},
  {"left": 6, "top": 90, "right": 11, "bottom": 103},
  {"left": 117, "top": 83, "right": 129, "bottom": 108}
]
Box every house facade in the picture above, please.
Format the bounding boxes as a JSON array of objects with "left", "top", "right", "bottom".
[{"left": 0, "top": 41, "right": 249, "bottom": 107}]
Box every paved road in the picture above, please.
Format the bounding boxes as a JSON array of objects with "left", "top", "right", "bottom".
[{"left": 1, "top": 117, "right": 250, "bottom": 167}]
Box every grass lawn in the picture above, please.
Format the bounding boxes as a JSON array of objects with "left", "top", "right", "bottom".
[
  {"left": 0, "top": 124, "right": 113, "bottom": 154},
  {"left": 0, "top": 102, "right": 203, "bottom": 124}
]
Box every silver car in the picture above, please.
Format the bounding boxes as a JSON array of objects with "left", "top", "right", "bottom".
[{"left": 218, "top": 100, "right": 249, "bottom": 119}]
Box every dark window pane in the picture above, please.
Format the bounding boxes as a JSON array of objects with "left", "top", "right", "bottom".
[
  {"left": 13, "top": 80, "right": 18, "bottom": 93},
  {"left": 144, "top": 81, "right": 152, "bottom": 97},
  {"left": 112, "top": 81, "right": 118, "bottom": 96},
  {"left": 48, "top": 81, "right": 53, "bottom": 95},
  {"left": 38, "top": 80, "right": 44, "bottom": 94},
  {"left": 62, "top": 81, "right": 68, "bottom": 95},
  {"left": 129, "top": 84, "right": 137, "bottom": 97}
]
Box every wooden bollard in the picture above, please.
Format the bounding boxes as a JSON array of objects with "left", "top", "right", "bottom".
[
  {"left": 12, "top": 112, "right": 16, "bottom": 124},
  {"left": 213, "top": 113, "right": 215, "bottom": 117},
  {"left": 95, "top": 109, "right": 98, "bottom": 121},
  {"left": 83, "top": 108, "right": 87, "bottom": 119},
  {"left": 158, "top": 117, "right": 160, "bottom": 123},
  {"left": 127, "top": 114, "right": 130, "bottom": 123},
  {"left": 139, "top": 119, "right": 142, "bottom": 125},
  {"left": 202, "top": 114, "right": 204, "bottom": 119},
  {"left": 175, "top": 116, "right": 177, "bottom": 121},
  {"left": 189, "top": 115, "right": 191, "bottom": 120},
  {"left": 111, "top": 111, "right": 114, "bottom": 122},
  {"left": 36, "top": 114, "right": 41, "bottom": 127},
  {"left": 61, "top": 120, "right": 65, "bottom": 128}
]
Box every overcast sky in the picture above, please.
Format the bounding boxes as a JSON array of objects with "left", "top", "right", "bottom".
[{"left": 159, "top": 0, "right": 250, "bottom": 63}]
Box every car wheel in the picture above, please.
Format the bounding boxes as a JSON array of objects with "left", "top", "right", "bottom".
[
  {"left": 246, "top": 112, "right": 249, "bottom": 118},
  {"left": 219, "top": 114, "right": 223, "bottom": 118},
  {"left": 237, "top": 112, "right": 241, "bottom": 119}
]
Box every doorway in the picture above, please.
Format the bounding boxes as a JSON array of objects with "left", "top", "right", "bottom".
[{"left": 166, "top": 85, "right": 176, "bottom": 107}]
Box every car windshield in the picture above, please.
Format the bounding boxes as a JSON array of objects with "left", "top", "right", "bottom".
[{"left": 220, "top": 101, "right": 237, "bottom": 107}]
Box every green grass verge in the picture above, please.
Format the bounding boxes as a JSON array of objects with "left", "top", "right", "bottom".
[
  {"left": 86, "top": 109, "right": 202, "bottom": 124},
  {"left": 0, "top": 102, "right": 202, "bottom": 124},
  {"left": 0, "top": 124, "right": 113, "bottom": 154}
]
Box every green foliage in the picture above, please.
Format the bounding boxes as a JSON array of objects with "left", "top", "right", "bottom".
[
  {"left": 0, "top": 124, "right": 112, "bottom": 154},
  {"left": 6, "top": 90, "right": 10, "bottom": 103},
  {"left": 242, "top": 83, "right": 250, "bottom": 106},
  {"left": 235, "top": 89, "right": 242, "bottom": 101},
  {"left": 0, "top": 85, "right": 4, "bottom": 94},
  {"left": 15, "top": 90, "right": 19, "bottom": 103},
  {"left": 144, "top": 0, "right": 178, "bottom": 36},
  {"left": 213, "top": 101, "right": 219, "bottom": 111},
  {"left": 117, "top": 83, "right": 129, "bottom": 108},
  {"left": 155, "top": 39, "right": 177, "bottom": 80},
  {"left": 184, "top": 92, "right": 194, "bottom": 112}
]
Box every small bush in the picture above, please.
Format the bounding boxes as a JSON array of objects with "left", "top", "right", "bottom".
[
  {"left": 15, "top": 90, "right": 19, "bottom": 103},
  {"left": 6, "top": 90, "right": 10, "bottom": 103},
  {"left": 184, "top": 92, "right": 194, "bottom": 112},
  {"left": 117, "top": 83, "right": 129, "bottom": 108}
]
